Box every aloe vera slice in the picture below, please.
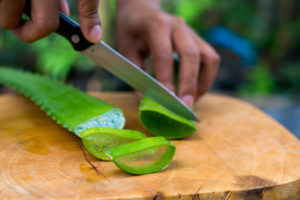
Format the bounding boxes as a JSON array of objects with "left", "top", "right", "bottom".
[
  {"left": 139, "top": 96, "right": 197, "bottom": 139},
  {"left": 105, "top": 137, "right": 176, "bottom": 175},
  {"left": 0, "top": 67, "right": 125, "bottom": 137},
  {"left": 81, "top": 127, "right": 146, "bottom": 160}
]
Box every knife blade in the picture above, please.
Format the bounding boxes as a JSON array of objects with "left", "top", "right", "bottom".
[
  {"left": 23, "top": 5, "right": 199, "bottom": 121},
  {"left": 82, "top": 41, "right": 199, "bottom": 121}
]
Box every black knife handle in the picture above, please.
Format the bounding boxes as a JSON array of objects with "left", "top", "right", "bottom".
[{"left": 23, "top": 1, "right": 93, "bottom": 51}]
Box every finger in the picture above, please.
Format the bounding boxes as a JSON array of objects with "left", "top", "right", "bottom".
[
  {"left": 189, "top": 29, "right": 220, "bottom": 100},
  {"left": 78, "top": 0, "right": 101, "bottom": 43},
  {"left": 117, "top": 34, "right": 144, "bottom": 68},
  {"left": 135, "top": 91, "right": 143, "bottom": 102},
  {"left": 118, "top": 34, "right": 144, "bottom": 100},
  {"left": 11, "top": 0, "right": 59, "bottom": 43},
  {"left": 148, "top": 24, "right": 175, "bottom": 92},
  {"left": 59, "top": 0, "right": 70, "bottom": 16},
  {"left": 0, "top": 0, "right": 26, "bottom": 29},
  {"left": 172, "top": 18, "right": 200, "bottom": 107}
]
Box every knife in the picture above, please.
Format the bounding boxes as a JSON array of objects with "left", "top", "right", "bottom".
[{"left": 24, "top": 4, "right": 199, "bottom": 121}]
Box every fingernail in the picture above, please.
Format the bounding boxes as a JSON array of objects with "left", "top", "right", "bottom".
[
  {"left": 182, "top": 95, "right": 194, "bottom": 108},
  {"left": 89, "top": 25, "right": 102, "bottom": 43}
]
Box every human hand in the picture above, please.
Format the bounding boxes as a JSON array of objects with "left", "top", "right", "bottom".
[
  {"left": 0, "top": 0, "right": 101, "bottom": 43},
  {"left": 117, "top": 0, "right": 220, "bottom": 107}
]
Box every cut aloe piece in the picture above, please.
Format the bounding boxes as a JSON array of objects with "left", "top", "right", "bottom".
[
  {"left": 81, "top": 127, "right": 146, "bottom": 160},
  {"left": 0, "top": 67, "right": 125, "bottom": 137},
  {"left": 106, "top": 137, "right": 176, "bottom": 175},
  {"left": 139, "top": 96, "right": 197, "bottom": 139}
]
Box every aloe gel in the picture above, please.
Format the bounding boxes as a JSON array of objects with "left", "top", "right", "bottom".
[
  {"left": 106, "top": 137, "right": 176, "bottom": 175},
  {"left": 81, "top": 128, "right": 146, "bottom": 160},
  {"left": 0, "top": 67, "right": 177, "bottom": 174}
]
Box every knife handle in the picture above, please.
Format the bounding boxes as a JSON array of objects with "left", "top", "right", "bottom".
[{"left": 23, "top": 1, "right": 93, "bottom": 51}]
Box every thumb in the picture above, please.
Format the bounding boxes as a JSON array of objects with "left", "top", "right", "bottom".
[{"left": 78, "top": 0, "right": 102, "bottom": 43}]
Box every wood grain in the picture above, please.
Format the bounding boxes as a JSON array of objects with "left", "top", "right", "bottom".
[{"left": 0, "top": 92, "right": 299, "bottom": 200}]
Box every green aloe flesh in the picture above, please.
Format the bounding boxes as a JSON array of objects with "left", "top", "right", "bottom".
[
  {"left": 106, "top": 137, "right": 176, "bottom": 175},
  {"left": 0, "top": 67, "right": 178, "bottom": 175},
  {"left": 139, "top": 96, "right": 197, "bottom": 139},
  {"left": 0, "top": 67, "right": 125, "bottom": 137},
  {"left": 81, "top": 128, "right": 146, "bottom": 160}
]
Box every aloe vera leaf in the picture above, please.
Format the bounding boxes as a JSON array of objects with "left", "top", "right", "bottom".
[
  {"left": 0, "top": 67, "right": 125, "bottom": 137},
  {"left": 81, "top": 127, "right": 147, "bottom": 160},
  {"left": 105, "top": 137, "right": 176, "bottom": 175},
  {"left": 139, "top": 96, "right": 197, "bottom": 139}
]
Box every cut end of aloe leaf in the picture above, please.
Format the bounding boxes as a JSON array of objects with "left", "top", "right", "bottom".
[
  {"left": 105, "top": 137, "right": 176, "bottom": 175},
  {"left": 0, "top": 67, "right": 126, "bottom": 138},
  {"left": 74, "top": 108, "right": 125, "bottom": 137},
  {"left": 81, "top": 127, "right": 146, "bottom": 160},
  {"left": 139, "top": 96, "right": 197, "bottom": 139}
]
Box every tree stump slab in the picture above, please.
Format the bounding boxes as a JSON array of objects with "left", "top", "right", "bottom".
[{"left": 0, "top": 92, "right": 299, "bottom": 199}]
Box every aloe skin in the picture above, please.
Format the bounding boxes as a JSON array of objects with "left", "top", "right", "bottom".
[
  {"left": 0, "top": 67, "right": 125, "bottom": 137},
  {"left": 139, "top": 96, "right": 197, "bottom": 139},
  {"left": 0, "top": 67, "right": 176, "bottom": 175}
]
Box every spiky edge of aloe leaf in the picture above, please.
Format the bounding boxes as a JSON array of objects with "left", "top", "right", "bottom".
[
  {"left": 139, "top": 96, "right": 196, "bottom": 139},
  {"left": 0, "top": 67, "right": 125, "bottom": 137}
]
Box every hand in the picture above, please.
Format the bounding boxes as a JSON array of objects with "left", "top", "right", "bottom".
[
  {"left": 117, "top": 0, "right": 220, "bottom": 107},
  {"left": 0, "top": 0, "right": 102, "bottom": 43}
]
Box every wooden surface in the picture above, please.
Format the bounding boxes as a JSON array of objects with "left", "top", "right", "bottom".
[{"left": 0, "top": 92, "right": 300, "bottom": 200}]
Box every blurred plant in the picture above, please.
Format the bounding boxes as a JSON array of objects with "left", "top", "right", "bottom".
[
  {"left": 276, "top": 63, "right": 300, "bottom": 94},
  {"left": 0, "top": 29, "right": 95, "bottom": 80},
  {"left": 33, "top": 35, "right": 95, "bottom": 79},
  {"left": 237, "top": 62, "right": 276, "bottom": 96},
  {"left": 1, "top": 0, "right": 299, "bottom": 95}
]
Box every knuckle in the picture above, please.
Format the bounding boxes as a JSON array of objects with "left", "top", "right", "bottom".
[
  {"left": 1, "top": 23, "right": 14, "bottom": 29},
  {"left": 22, "top": 35, "right": 38, "bottom": 43},
  {"left": 173, "top": 16, "right": 186, "bottom": 26},
  {"left": 37, "top": 17, "right": 59, "bottom": 33},
  {"left": 183, "top": 47, "right": 200, "bottom": 59},
  {"left": 0, "top": 19, "right": 19, "bottom": 30},
  {"left": 47, "top": 18, "right": 59, "bottom": 31},
  {"left": 198, "top": 86, "right": 208, "bottom": 96},
  {"left": 179, "top": 83, "right": 197, "bottom": 96},
  {"left": 181, "top": 76, "right": 197, "bottom": 89},
  {"left": 208, "top": 51, "right": 221, "bottom": 66},
  {"left": 82, "top": 9, "right": 99, "bottom": 21},
  {"left": 199, "top": 81, "right": 210, "bottom": 91},
  {"left": 151, "top": 13, "right": 168, "bottom": 28},
  {"left": 158, "top": 78, "right": 173, "bottom": 89},
  {"left": 0, "top": 22, "right": 9, "bottom": 29},
  {"left": 156, "top": 52, "right": 173, "bottom": 64}
]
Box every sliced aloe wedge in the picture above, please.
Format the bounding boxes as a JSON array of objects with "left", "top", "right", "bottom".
[
  {"left": 81, "top": 127, "right": 146, "bottom": 160},
  {"left": 139, "top": 96, "right": 197, "bottom": 139},
  {"left": 106, "top": 137, "right": 176, "bottom": 175}
]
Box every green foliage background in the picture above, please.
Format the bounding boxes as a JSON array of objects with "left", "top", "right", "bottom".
[{"left": 0, "top": 0, "right": 299, "bottom": 95}]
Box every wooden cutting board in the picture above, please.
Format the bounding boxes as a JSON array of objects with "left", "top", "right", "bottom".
[{"left": 0, "top": 92, "right": 299, "bottom": 200}]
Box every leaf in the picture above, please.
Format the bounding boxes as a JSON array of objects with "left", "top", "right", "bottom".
[{"left": 0, "top": 67, "right": 125, "bottom": 137}]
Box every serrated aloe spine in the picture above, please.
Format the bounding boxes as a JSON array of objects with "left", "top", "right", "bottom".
[{"left": 0, "top": 67, "right": 125, "bottom": 137}]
